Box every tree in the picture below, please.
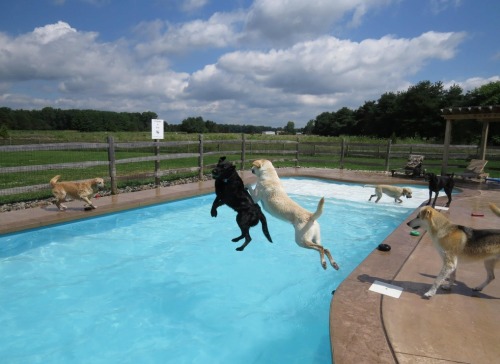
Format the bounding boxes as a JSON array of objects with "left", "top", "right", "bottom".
[
  {"left": 333, "top": 107, "right": 356, "bottom": 135},
  {"left": 312, "top": 112, "right": 334, "bottom": 136},
  {"left": 399, "top": 81, "right": 445, "bottom": 139},
  {"left": 284, "top": 121, "right": 295, "bottom": 134},
  {"left": 374, "top": 92, "right": 400, "bottom": 138},
  {"left": 464, "top": 81, "right": 500, "bottom": 106},
  {"left": 0, "top": 124, "right": 9, "bottom": 139},
  {"left": 354, "top": 101, "right": 377, "bottom": 136},
  {"left": 180, "top": 116, "right": 206, "bottom": 133},
  {"left": 303, "top": 119, "right": 315, "bottom": 134},
  {"left": 205, "top": 120, "right": 219, "bottom": 133}
]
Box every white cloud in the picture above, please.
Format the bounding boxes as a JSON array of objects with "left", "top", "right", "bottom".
[
  {"left": 429, "top": 0, "right": 462, "bottom": 15},
  {"left": 0, "top": 0, "right": 497, "bottom": 127},
  {"left": 0, "top": 21, "right": 189, "bottom": 104},
  {"left": 244, "top": 0, "right": 394, "bottom": 45},
  {"left": 0, "top": 17, "right": 472, "bottom": 125},
  {"left": 185, "top": 31, "right": 467, "bottom": 101},
  {"left": 181, "top": 0, "right": 208, "bottom": 12},
  {"left": 443, "top": 76, "right": 500, "bottom": 92},
  {"left": 134, "top": 12, "right": 245, "bottom": 56}
]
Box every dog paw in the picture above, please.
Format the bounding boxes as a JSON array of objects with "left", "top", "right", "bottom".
[
  {"left": 210, "top": 209, "right": 217, "bottom": 217},
  {"left": 423, "top": 291, "right": 435, "bottom": 298},
  {"left": 235, "top": 246, "right": 244, "bottom": 251},
  {"left": 332, "top": 262, "right": 340, "bottom": 270},
  {"left": 321, "top": 261, "right": 327, "bottom": 270}
]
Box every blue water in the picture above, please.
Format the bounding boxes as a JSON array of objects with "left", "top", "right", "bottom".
[{"left": 0, "top": 178, "right": 428, "bottom": 364}]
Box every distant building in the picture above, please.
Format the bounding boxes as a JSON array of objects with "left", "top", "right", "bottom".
[{"left": 262, "top": 131, "right": 275, "bottom": 135}]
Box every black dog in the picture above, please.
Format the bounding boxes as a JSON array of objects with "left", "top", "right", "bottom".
[
  {"left": 211, "top": 156, "right": 273, "bottom": 251},
  {"left": 425, "top": 172, "right": 455, "bottom": 208}
]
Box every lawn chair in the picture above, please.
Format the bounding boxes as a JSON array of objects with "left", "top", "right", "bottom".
[
  {"left": 391, "top": 154, "right": 424, "bottom": 178},
  {"left": 457, "top": 159, "right": 489, "bottom": 181}
]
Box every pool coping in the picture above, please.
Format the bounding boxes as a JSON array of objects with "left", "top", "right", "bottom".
[{"left": 2, "top": 167, "right": 499, "bottom": 364}]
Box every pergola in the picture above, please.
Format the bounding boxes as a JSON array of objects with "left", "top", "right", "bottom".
[{"left": 440, "top": 105, "right": 500, "bottom": 175}]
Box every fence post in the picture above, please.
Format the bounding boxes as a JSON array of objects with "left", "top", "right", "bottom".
[
  {"left": 295, "top": 137, "right": 299, "bottom": 167},
  {"left": 154, "top": 139, "right": 160, "bottom": 187},
  {"left": 198, "top": 134, "right": 204, "bottom": 179},
  {"left": 107, "top": 136, "right": 118, "bottom": 195},
  {"left": 241, "top": 133, "right": 246, "bottom": 170},
  {"left": 340, "top": 138, "right": 345, "bottom": 169},
  {"left": 385, "top": 139, "right": 392, "bottom": 171}
]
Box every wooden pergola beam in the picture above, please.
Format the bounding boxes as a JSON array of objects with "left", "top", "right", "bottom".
[{"left": 440, "top": 105, "right": 499, "bottom": 175}]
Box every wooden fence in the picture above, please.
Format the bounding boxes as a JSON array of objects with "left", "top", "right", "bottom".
[{"left": 1, "top": 134, "right": 498, "bottom": 198}]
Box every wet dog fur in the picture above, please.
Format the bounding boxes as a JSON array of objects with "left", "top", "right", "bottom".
[
  {"left": 50, "top": 175, "right": 104, "bottom": 211},
  {"left": 407, "top": 206, "right": 500, "bottom": 298},
  {"left": 425, "top": 172, "right": 454, "bottom": 208},
  {"left": 246, "top": 159, "right": 339, "bottom": 270},
  {"left": 211, "top": 156, "right": 272, "bottom": 251},
  {"left": 368, "top": 184, "right": 412, "bottom": 203}
]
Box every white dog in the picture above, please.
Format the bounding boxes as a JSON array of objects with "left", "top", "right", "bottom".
[
  {"left": 367, "top": 184, "right": 413, "bottom": 203},
  {"left": 246, "top": 159, "right": 339, "bottom": 270}
]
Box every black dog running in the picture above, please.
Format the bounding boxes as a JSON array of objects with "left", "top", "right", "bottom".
[{"left": 211, "top": 156, "right": 273, "bottom": 251}]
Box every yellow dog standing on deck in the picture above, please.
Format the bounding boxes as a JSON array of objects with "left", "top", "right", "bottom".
[
  {"left": 50, "top": 175, "right": 105, "bottom": 211},
  {"left": 246, "top": 159, "right": 339, "bottom": 270}
]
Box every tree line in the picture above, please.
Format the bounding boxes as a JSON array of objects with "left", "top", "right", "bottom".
[
  {"left": 0, "top": 80, "right": 499, "bottom": 144},
  {"left": 306, "top": 80, "right": 500, "bottom": 144},
  {"left": 0, "top": 108, "right": 277, "bottom": 135}
]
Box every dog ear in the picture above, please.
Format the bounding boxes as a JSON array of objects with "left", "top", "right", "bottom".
[
  {"left": 252, "top": 160, "right": 262, "bottom": 168},
  {"left": 219, "top": 156, "right": 226, "bottom": 163},
  {"left": 424, "top": 208, "right": 436, "bottom": 229}
]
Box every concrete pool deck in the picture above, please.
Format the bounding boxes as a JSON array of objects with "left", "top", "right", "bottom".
[{"left": 1, "top": 168, "right": 499, "bottom": 364}]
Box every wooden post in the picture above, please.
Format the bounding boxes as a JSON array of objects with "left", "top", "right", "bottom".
[
  {"left": 384, "top": 139, "right": 392, "bottom": 171},
  {"left": 107, "top": 136, "right": 117, "bottom": 195},
  {"left": 241, "top": 133, "right": 246, "bottom": 170},
  {"left": 154, "top": 139, "right": 160, "bottom": 187},
  {"left": 340, "top": 138, "right": 345, "bottom": 169},
  {"left": 198, "top": 134, "right": 204, "bottom": 179},
  {"left": 295, "top": 137, "right": 299, "bottom": 167},
  {"left": 479, "top": 121, "right": 489, "bottom": 160},
  {"left": 441, "top": 119, "right": 452, "bottom": 175}
]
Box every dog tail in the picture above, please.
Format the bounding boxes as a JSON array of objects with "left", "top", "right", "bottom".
[
  {"left": 489, "top": 203, "right": 500, "bottom": 217},
  {"left": 311, "top": 197, "right": 325, "bottom": 221},
  {"left": 50, "top": 175, "right": 61, "bottom": 187},
  {"left": 258, "top": 209, "right": 273, "bottom": 243}
]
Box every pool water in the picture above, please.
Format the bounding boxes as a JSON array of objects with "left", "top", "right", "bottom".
[{"left": 0, "top": 178, "right": 429, "bottom": 364}]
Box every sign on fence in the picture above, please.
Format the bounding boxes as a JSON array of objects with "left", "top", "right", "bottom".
[{"left": 151, "top": 119, "right": 164, "bottom": 139}]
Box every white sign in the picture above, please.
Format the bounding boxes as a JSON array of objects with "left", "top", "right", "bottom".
[
  {"left": 151, "top": 119, "right": 164, "bottom": 139},
  {"left": 369, "top": 280, "right": 403, "bottom": 298}
]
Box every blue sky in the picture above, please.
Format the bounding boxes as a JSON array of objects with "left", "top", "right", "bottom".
[{"left": 0, "top": 0, "right": 498, "bottom": 128}]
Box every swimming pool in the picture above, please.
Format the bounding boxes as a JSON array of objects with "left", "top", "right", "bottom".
[{"left": 0, "top": 178, "right": 429, "bottom": 364}]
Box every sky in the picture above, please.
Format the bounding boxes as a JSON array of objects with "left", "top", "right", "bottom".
[{"left": 0, "top": 0, "right": 498, "bottom": 128}]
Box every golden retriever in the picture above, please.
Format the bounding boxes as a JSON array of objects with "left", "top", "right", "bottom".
[
  {"left": 368, "top": 184, "right": 412, "bottom": 203},
  {"left": 407, "top": 206, "right": 500, "bottom": 298},
  {"left": 50, "top": 175, "right": 105, "bottom": 211},
  {"left": 246, "top": 159, "right": 339, "bottom": 270}
]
